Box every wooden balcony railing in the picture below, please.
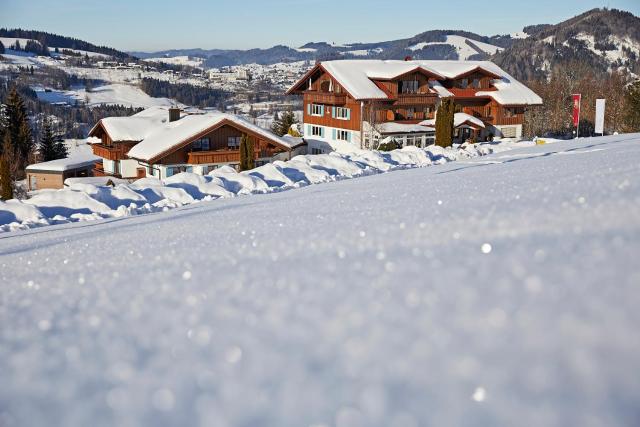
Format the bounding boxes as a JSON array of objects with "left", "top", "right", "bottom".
[
  {"left": 448, "top": 87, "right": 496, "bottom": 98},
  {"left": 92, "top": 161, "right": 122, "bottom": 178},
  {"left": 92, "top": 143, "right": 127, "bottom": 161},
  {"left": 305, "top": 91, "right": 347, "bottom": 105},
  {"left": 188, "top": 149, "right": 282, "bottom": 165},
  {"left": 394, "top": 93, "right": 438, "bottom": 106}
]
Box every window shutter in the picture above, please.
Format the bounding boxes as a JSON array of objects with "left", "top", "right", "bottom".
[
  {"left": 320, "top": 105, "right": 325, "bottom": 116},
  {"left": 320, "top": 127, "right": 325, "bottom": 138},
  {"left": 332, "top": 128, "right": 336, "bottom": 140},
  {"left": 307, "top": 103, "right": 311, "bottom": 115},
  {"left": 346, "top": 132, "right": 351, "bottom": 143},
  {"left": 346, "top": 109, "right": 351, "bottom": 120},
  {"left": 332, "top": 106, "right": 336, "bottom": 118},
  {"left": 306, "top": 124, "right": 311, "bottom": 135}
]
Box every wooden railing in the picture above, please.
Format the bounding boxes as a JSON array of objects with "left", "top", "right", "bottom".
[
  {"left": 188, "top": 149, "right": 281, "bottom": 164},
  {"left": 463, "top": 107, "right": 494, "bottom": 123},
  {"left": 448, "top": 87, "right": 497, "bottom": 97},
  {"left": 92, "top": 161, "right": 122, "bottom": 178},
  {"left": 92, "top": 143, "right": 127, "bottom": 161},
  {"left": 305, "top": 91, "right": 347, "bottom": 105},
  {"left": 394, "top": 93, "right": 437, "bottom": 106}
]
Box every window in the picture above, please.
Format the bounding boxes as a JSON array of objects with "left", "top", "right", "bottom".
[
  {"left": 310, "top": 104, "right": 324, "bottom": 116},
  {"left": 335, "top": 107, "right": 350, "bottom": 120},
  {"left": 504, "top": 107, "right": 518, "bottom": 118},
  {"left": 228, "top": 136, "right": 241, "bottom": 149},
  {"left": 336, "top": 130, "right": 350, "bottom": 141},
  {"left": 407, "top": 108, "right": 415, "bottom": 120},
  {"left": 311, "top": 148, "right": 323, "bottom": 155},
  {"left": 457, "top": 78, "right": 469, "bottom": 89},
  {"left": 192, "top": 137, "right": 210, "bottom": 151},
  {"left": 472, "top": 78, "right": 481, "bottom": 89},
  {"left": 400, "top": 80, "right": 419, "bottom": 94},
  {"left": 423, "top": 106, "right": 432, "bottom": 117},
  {"left": 310, "top": 125, "right": 323, "bottom": 137}
]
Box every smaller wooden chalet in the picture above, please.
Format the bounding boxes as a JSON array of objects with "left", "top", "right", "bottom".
[
  {"left": 89, "top": 107, "right": 301, "bottom": 180},
  {"left": 26, "top": 154, "right": 100, "bottom": 190}
]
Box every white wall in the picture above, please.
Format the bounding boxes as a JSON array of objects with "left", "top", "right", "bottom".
[
  {"left": 493, "top": 124, "right": 523, "bottom": 140},
  {"left": 103, "top": 159, "right": 115, "bottom": 174},
  {"left": 120, "top": 159, "right": 140, "bottom": 179}
]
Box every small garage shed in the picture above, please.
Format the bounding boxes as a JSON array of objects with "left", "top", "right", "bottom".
[{"left": 26, "top": 154, "right": 99, "bottom": 191}]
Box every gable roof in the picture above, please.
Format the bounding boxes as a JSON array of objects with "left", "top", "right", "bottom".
[
  {"left": 126, "top": 111, "right": 293, "bottom": 163},
  {"left": 288, "top": 60, "right": 543, "bottom": 106},
  {"left": 420, "top": 113, "right": 486, "bottom": 129},
  {"left": 89, "top": 106, "right": 172, "bottom": 142}
]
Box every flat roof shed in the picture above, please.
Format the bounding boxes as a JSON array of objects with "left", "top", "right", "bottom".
[{"left": 26, "top": 154, "right": 100, "bottom": 191}]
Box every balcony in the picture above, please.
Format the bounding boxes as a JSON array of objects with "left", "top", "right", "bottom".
[
  {"left": 394, "top": 92, "right": 438, "bottom": 106},
  {"left": 188, "top": 148, "right": 282, "bottom": 165},
  {"left": 305, "top": 91, "right": 347, "bottom": 105},
  {"left": 92, "top": 143, "right": 127, "bottom": 161},
  {"left": 448, "top": 87, "right": 496, "bottom": 98},
  {"left": 92, "top": 161, "right": 122, "bottom": 178}
]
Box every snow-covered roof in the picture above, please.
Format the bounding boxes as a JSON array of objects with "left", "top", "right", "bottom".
[
  {"left": 420, "top": 113, "right": 486, "bottom": 129},
  {"left": 91, "top": 106, "right": 173, "bottom": 142},
  {"left": 25, "top": 153, "right": 99, "bottom": 173},
  {"left": 377, "top": 122, "right": 435, "bottom": 134},
  {"left": 126, "top": 111, "right": 293, "bottom": 162},
  {"left": 292, "top": 60, "right": 542, "bottom": 106}
]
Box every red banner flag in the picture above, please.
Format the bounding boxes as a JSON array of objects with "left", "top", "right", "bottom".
[{"left": 572, "top": 94, "right": 581, "bottom": 127}]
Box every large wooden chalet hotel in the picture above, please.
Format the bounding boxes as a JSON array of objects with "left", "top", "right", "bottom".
[{"left": 287, "top": 59, "right": 542, "bottom": 152}]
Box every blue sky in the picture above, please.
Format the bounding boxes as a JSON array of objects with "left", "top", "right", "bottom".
[{"left": 1, "top": 0, "right": 639, "bottom": 52}]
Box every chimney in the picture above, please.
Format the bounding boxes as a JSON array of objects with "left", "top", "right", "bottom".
[{"left": 169, "top": 106, "right": 181, "bottom": 122}]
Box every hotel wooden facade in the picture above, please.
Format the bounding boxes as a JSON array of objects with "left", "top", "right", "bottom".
[{"left": 287, "top": 59, "right": 542, "bottom": 150}]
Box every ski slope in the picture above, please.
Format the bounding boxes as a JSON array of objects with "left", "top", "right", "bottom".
[{"left": 1, "top": 135, "right": 639, "bottom": 426}]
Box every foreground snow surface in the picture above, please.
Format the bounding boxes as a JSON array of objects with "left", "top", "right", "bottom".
[{"left": 1, "top": 134, "right": 640, "bottom": 427}]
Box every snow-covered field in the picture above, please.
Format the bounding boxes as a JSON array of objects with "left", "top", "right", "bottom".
[
  {"left": 1, "top": 134, "right": 639, "bottom": 426},
  {"left": 33, "top": 84, "right": 175, "bottom": 108},
  {"left": 1, "top": 140, "right": 535, "bottom": 232},
  {"left": 409, "top": 35, "right": 503, "bottom": 59}
]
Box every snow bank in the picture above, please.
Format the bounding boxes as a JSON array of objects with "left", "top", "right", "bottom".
[{"left": 1, "top": 140, "right": 530, "bottom": 232}]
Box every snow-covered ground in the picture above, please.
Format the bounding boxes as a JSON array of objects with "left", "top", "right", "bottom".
[
  {"left": 143, "top": 56, "right": 205, "bottom": 68},
  {"left": 1, "top": 134, "right": 639, "bottom": 426},
  {"left": 0, "top": 139, "right": 538, "bottom": 232},
  {"left": 33, "top": 84, "right": 175, "bottom": 108}
]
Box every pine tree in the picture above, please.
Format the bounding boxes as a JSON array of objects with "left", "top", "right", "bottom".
[
  {"left": 271, "top": 109, "right": 298, "bottom": 136},
  {"left": 435, "top": 98, "right": 455, "bottom": 147},
  {"left": 624, "top": 80, "right": 640, "bottom": 133},
  {"left": 3, "top": 88, "right": 34, "bottom": 173},
  {"left": 39, "top": 118, "right": 67, "bottom": 161},
  {"left": 0, "top": 134, "right": 14, "bottom": 200},
  {"left": 239, "top": 134, "right": 254, "bottom": 171},
  {"left": 0, "top": 40, "right": 5, "bottom": 55}
]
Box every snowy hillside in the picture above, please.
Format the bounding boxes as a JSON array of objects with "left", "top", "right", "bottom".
[
  {"left": 1, "top": 134, "right": 639, "bottom": 426},
  {"left": 408, "top": 35, "right": 503, "bottom": 60},
  {"left": 494, "top": 8, "right": 640, "bottom": 79}
]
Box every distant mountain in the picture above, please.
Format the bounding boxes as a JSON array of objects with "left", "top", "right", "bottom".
[
  {"left": 0, "top": 28, "right": 135, "bottom": 60},
  {"left": 493, "top": 8, "right": 640, "bottom": 80},
  {"left": 130, "top": 8, "right": 640, "bottom": 82},
  {"left": 130, "top": 30, "right": 511, "bottom": 68}
]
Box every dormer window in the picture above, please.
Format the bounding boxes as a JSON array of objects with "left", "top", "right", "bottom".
[
  {"left": 472, "top": 78, "right": 481, "bottom": 89},
  {"left": 457, "top": 78, "right": 469, "bottom": 89},
  {"left": 399, "top": 80, "right": 419, "bottom": 94}
]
